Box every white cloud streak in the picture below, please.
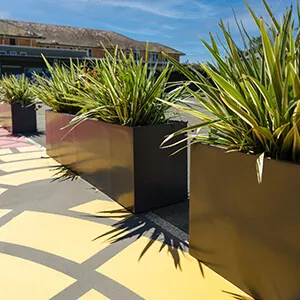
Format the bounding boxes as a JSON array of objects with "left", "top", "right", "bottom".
[
  {"left": 83, "top": 0, "right": 216, "bottom": 19},
  {"left": 0, "top": 11, "right": 10, "bottom": 19}
]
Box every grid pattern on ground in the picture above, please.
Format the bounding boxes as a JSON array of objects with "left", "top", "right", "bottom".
[{"left": 0, "top": 128, "right": 253, "bottom": 300}]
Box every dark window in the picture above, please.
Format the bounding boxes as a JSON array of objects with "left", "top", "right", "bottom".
[
  {"left": 134, "top": 51, "right": 140, "bottom": 61},
  {"left": 88, "top": 49, "right": 92, "bottom": 57},
  {"left": 9, "top": 39, "right": 16, "bottom": 45}
]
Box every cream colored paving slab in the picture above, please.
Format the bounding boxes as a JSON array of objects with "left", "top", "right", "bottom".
[
  {"left": 78, "top": 289, "right": 109, "bottom": 300},
  {"left": 0, "top": 151, "right": 44, "bottom": 162},
  {"left": 0, "top": 209, "right": 11, "bottom": 219},
  {"left": 0, "top": 211, "right": 114, "bottom": 263},
  {"left": 0, "top": 253, "right": 76, "bottom": 300},
  {"left": 0, "top": 168, "right": 60, "bottom": 186},
  {"left": 70, "top": 200, "right": 131, "bottom": 221},
  {"left": 97, "top": 236, "right": 253, "bottom": 300},
  {"left": 16, "top": 145, "right": 42, "bottom": 153},
  {"left": 0, "top": 187, "right": 7, "bottom": 195},
  {"left": 0, "top": 158, "right": 60, "bottom": 173},
  {"left": 0, "top": 148, "right": 12, "bottom": 155}
]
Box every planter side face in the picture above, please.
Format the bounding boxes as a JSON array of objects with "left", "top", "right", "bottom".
[
  {"left": 0, "top": 103, "right": 12, "bottom": 132},
  {"left": 133, "top": 122, "right": 188, "bottom": 213},
  {"left": 190, "top": 143, "right": 300, "bottom": 300},
  {"left": 45, "top": 111, "right": 76, "bottom": 168},
  {"left": 11, "top": 104, "right": 37, "bottom": 134},
  {"left": 74, "top": 119, "right": 135, "bottom": 211}
]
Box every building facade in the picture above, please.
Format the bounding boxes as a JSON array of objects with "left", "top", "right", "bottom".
[{"left": 0, "top": 20, "right": 184, "bottom": 77}]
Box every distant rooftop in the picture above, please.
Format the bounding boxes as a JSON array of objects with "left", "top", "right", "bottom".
[{"left": 0, "top": 19, "right": 184, "bottom": 55}]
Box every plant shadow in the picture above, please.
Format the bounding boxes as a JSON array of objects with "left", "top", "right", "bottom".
[
  {"left": 17, "top": 131, "right": 44, "bottom": 138},
  {"left": 223, "top": 289, "right": 261, "bottom": 300},
  {"left": 50, "top": 163, "right": 79, "bottom": 182},
  {"left": 89, "top": 207, "right": 199, "bottom": 272}
]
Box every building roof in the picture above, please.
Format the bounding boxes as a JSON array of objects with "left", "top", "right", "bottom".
[{"left": 0, "top": 20, "right": 184, "bottom": 55}]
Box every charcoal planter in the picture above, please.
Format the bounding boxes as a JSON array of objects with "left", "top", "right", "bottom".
[
  {"left": 46, "top": 110, "right": 188, "bottom": 213},
  {"left": 0, "top": 103, "right": 37, "bottom": 134},
  {"left": 190, "top": 143, "right": 300, "bottom": 300}
]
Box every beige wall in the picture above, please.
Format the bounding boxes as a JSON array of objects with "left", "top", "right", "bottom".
[{"left": 0, "top": 37, "right": 38, "bottom": 46}]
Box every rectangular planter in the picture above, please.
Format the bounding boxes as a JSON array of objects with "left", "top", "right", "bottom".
[
  {"left": 0, "top": 103, "right": 37, "bottom": 134},
  {"left": 190, "top": 143, "right": 300, "bottom": 300},
  {"left": 46, "top": 110, "right": 188, "bottom": 213}
]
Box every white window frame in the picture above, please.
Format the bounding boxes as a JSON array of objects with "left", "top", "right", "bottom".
[{"left": 151, "top": 53, "right": 159, "bottom": 61}]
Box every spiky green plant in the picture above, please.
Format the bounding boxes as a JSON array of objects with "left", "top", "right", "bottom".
[
  {"left": 0, "top": 74, "right": 35, "bottom": 105},
  {"left": 32, "top": 57, "right": 87, "bottom": 115},
  {"left": 66, "top": 45, "right": 181, "bottom": 126},
  {"left": 162, "top": 0, "right": 300, "bottom": 182}
]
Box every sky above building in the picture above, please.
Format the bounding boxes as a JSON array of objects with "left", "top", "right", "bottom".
[{"left": 0, "top": 0, "right": 297, "bottom": 62}]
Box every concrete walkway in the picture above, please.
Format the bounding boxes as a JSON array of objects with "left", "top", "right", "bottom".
[{"left": 0, "top": 128, "right": 252, "bottom": 300}]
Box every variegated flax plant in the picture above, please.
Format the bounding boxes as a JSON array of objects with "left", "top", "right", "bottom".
[
  {"left": 0, "top": 74, "right": 35, "bottom": 106},
  {"left": 34, "top": 45, "right": 181, "bottom": 127},
  {"left": 161, "top": 0, "right": 300, "bottom": 183},
  {"left": 32, "top": 56, "right": 86, "bottom": 115},
  {"left": 66, "top": 45, "right": 181, "bottom": 126}
]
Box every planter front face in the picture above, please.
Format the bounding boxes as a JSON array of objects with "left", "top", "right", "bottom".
[
  {"left": 46, "top": 111, "right": 76, "bottom": 168},
  {"left": 190, "top": 143, "right": 300, "bottom": 300},
  {"left": 0, "top": 103, "right": 37, "bottom": 134},
  {"left": 46, "top": 111, "right": 187, "bottom": 213},
  {"left": 74, "top": 118, "right": 135, "bottom": 211}
]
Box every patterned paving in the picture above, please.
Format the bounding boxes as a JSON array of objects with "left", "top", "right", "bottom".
[{"left": 0, "top": 128, "right": 253, "bottom": 300}]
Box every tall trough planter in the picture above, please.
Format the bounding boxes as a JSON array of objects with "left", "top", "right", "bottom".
[
  {"left": 46, "top": 110, "right": 188, "bottom": 213},
  {"left": 0, "top": 103, "right": 37, "bottom": 134},
  {"left": 190, "top": 143, "right": 300, "bottom": 300}
]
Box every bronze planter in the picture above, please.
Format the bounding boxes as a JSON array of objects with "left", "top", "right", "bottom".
[
  {"left": 190, "top": 143, "right": 300, "bottom": 300},
  {"left": 0, "top": 103, "right": 37, "bottom": 134},
  {"left": 46, "top": 110, "right": 187, "bottom": 213}
]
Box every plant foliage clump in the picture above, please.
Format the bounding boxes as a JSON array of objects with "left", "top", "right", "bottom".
[
  {"left": 0, "top": 74, "right": 35, "bottom": 105},
  {"left": 162, "top": 0, "right": 300, "bottom": 178},
  {"left": 67, "top": 46, "right": 180, "bottom": 126},
  {"left": 33, "top": 58, "right": 85, "bottom": 115},
  {"left": 34, "top": 46, "right": 180, "bottom": 126}
]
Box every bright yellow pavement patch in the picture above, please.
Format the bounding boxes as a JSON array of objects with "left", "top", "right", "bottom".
[
  {"left": 16, "top": 145, "right": 42, "bottom": 153},
  {"left": 0, "top": 158, "right": 60, "bottom": 173},
  {"left": 70, "top": 200, "right": 131, "bottom": 221},
  {"left": 0, "top": 168, "right": 60, "bottom": 186},
  {"left": 0, "top": 211, "right": 115, "bottom": 263},
  {"left": 0, "top": 253, "right": 76, "bottom": 300},
  {"left": 0, "top": 209, "right": 11, "bottom": 219},
  {"left": 0, "top": 151, "right": 45, "bottom": 162},
  {"left": 97, "top": 236, "right": 252, "bottom": 300},
  {"left": 78, "top": 289, "right": 109, "bottom": 300},
  {"left": 0, "top": 148, "right": 12, "bottom": 155}
]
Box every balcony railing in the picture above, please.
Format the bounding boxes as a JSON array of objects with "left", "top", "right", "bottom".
[{"left": 0, "top": 45, "right": 87, "bottom": 59}]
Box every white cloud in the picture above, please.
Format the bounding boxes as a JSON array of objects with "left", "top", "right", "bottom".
[
  {"left": 83, "top": 0, "right": 216, "bottom": 19},
  {"left": 161, "top": 24, "right": 175, "bottom": 30},
  {"left": 0, "top": 11, "right": 10, "bottom": 19}
]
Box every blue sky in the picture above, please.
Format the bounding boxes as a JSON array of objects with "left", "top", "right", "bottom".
[{"left": 0, "top": 0, "right": 297, "bottom": 62}]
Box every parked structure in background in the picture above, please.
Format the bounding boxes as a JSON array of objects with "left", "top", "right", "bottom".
[{"left": 0, "top": 19, "right": 184, "bottom": 77}]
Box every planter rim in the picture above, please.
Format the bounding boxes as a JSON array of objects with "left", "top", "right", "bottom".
[
  {"left": 46, "top": 109, "right": 187, "bottom": 128},
  {"left": 0, "top": 101, "right": 34, "bottom": 106},
  {"left": 192, "top": 141, "right": 300, "bottom": 168}
]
